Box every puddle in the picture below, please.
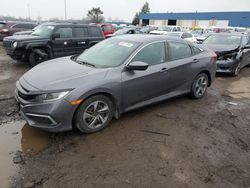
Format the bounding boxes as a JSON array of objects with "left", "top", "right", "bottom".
[
  {"left": 0, "top": 121, "right": 49, "bottom": 187},
  {"left": 227, "top": 77, "right": 250, "bottom": 99}
]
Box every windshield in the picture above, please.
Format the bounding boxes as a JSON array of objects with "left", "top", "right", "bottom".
[
  {"left": 31, "top": 25, "right": 55, "bottom": 37},
  {"left": 76, "top": 38, "right": 140, "bottom": 68},
  {"left": 158, "top": 27, "right": 171, "bottom": 32},
  {"left": 203, "top": 35, "right": 241, "bottom": 45}
]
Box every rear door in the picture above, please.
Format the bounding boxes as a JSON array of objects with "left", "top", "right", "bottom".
[
  {"left": 51, "top": 26, "right": 75, "bottom": 57},
  {"left": 72, "top": 26, "right": 89, "bottom": 54},
  {"left": 163, "top": 41, "right": 201, "bottom": 92}
]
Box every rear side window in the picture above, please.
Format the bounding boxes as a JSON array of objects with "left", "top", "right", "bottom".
[
  {"left": 88, "top": 27, "right": 102, "bottom": 37},
  {"left": 177, "top": 27, "right": 181, "bottom": 32},
  {"left": 192, "top": 46, "right": 202, "bottom": 55},
  {"left": 73, "top": 27, "right": 88, "bottom": 37},
  {"left": 55, "top": 27, "right": 72, "bottom": 38},
  {"left": 168, "top": 42, "right": 192, "bottom": 60},
  {"left": 132, "top": 42, "right": 165, "bottom": 66}
]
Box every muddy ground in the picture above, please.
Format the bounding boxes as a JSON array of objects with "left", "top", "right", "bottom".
[{"left": 0, "top": 42, "right": 250, "bottom": 188}]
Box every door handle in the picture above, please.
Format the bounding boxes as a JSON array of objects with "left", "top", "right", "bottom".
[
  {"left": 191, "top": 59, "right": 199, "bottom": 63},
  {"left": 159, "top": 67, "right": 168, "bottom": 73}
]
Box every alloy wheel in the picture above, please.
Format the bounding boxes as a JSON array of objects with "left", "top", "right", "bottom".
[
  {"left": 83, "top": 101, "right": 110, "bottom": 129},
  {"left": 194, "top": 76, "right": 208, "bottom": 97}
]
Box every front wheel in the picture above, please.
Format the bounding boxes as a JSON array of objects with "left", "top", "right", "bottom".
[
  {"left": 74, "top": 95, "right": 114, "bottom": 133},
  {"left": 190, "top": 73, "right": 209, "bottom": 99},
  {"left": 29, "top": 50, "right": 48, "bottom": 67}
]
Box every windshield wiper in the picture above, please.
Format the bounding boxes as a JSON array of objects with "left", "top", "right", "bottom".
[{"left": 77, "top": 60, "right": 96, "bottom": 68}]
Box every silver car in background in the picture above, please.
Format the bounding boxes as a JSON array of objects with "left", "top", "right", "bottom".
[{"left": 15, "top": 35, "right": 217, "bottom": 133}]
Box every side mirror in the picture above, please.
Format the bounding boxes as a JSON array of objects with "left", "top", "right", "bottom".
[
  {"left": 52, "top": 33, "right": 60, "bottom": 40},
  {"left": 126, "top": 61, "right": 148, "bottom": 71}
]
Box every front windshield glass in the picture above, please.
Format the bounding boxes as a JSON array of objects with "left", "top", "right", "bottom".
[
  {"left": 76, "top": 38, "right": 140, "bottom": 68},
  {"left": 203, "top": 35, "right": 241, "bottom": 45},
  {"left": 158, "top": 27, "right": 171, "bottom": 32},
  {"left": 31, "top": 25, "right": 55, "bottom": 37}
]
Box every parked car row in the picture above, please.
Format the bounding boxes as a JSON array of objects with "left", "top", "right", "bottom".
[{"left": 1, "top": 21, "right": 249, "bottom": 134}]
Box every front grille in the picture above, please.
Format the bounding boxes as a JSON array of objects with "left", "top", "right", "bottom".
[{"left": 3, "top": 40, "right": 12, "bottom": 48}]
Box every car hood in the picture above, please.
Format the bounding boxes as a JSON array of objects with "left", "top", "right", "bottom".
[
  {"left": 202, "top": 44, "right": 239, "bottom": 53},
  {"left": 22, "top": 56, "right": 109, "bottom": 91},
  {"left": 4, "top": 34, "right": 48, "bottom": 41},
  {"left": 13, "top": 30, "right": 33, "bottom": 36}
]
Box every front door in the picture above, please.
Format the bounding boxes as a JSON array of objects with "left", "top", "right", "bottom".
[
  {"left": 122, "top": 42, "right": 171, "bottom": 110},
  {"left": 51, "top": 27, "right": 75, "bottom": 58}
]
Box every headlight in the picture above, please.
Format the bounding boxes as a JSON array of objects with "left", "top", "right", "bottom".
[
  {"left": 2, "top": 29, "right": 8, "bottom": 32},
  {"left": 34, "top": 91, "right": 70, "bottom": 102},
  {"left": 12, "top": 41, "right": 17, "bottom": 48}
]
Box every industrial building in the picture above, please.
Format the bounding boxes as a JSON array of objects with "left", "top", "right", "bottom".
[{"left": 139, "top": 11, "right": 250, "bottom": 28}]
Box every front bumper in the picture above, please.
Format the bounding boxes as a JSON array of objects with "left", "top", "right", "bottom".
[
  {"left": 15, "top": 81, "right": 77, "bottom": 132},
  {"left": 216, "top": 59, "right": 239, "bottom": 74}
]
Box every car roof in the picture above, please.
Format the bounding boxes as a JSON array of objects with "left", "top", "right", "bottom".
[
  {"left": 41, "top": 22, "right": 98, "bottom": 27},
  {"left": 112, "top": 34, "right": 186, "bottom": 44}
]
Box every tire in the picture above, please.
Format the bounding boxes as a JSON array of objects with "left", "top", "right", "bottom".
[
  {"left": 74, "top": 95, "right": 114, "bottom": 133},
  {"left": 29, "top": 50, "right": 48, "bottom": 67},
  {"left": 190, "top": 73, "right": 209, "bottom": 99}
]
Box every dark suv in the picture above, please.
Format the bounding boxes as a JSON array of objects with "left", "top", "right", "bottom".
[
  {"left": 3, "top": 23, "right": 105, "bottom": 66},
  {"left": 0, "top": 22, "right": 37, "bottom": 41}
]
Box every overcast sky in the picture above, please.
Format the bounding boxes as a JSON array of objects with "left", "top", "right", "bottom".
[{"left": 1, "top": 0, "right": 250, "bottom": 21}]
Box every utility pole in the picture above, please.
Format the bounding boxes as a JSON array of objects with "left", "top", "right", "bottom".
[{"left": 64, "top": 0, "right": 67, "bottom": 20}]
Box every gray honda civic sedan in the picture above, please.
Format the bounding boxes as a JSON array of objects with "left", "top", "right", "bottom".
[{"left": 15, "top": 35, "right": 217, "bottom": 133}]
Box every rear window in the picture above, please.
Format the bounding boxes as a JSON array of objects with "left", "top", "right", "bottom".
[
  {"left": 73, "top": 27, "right": 88, "bottom": 37},
  {"left": 88, "top": 26, "right": 102, "bottom": 37}
]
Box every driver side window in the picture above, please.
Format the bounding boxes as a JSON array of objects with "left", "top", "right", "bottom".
[{"left": 132, "top": 42, "right": 166, "bottom": 66}]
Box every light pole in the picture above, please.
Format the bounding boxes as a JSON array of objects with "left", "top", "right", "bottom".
[{"left": 64, "top": 0, "right": 67, "bottom": 20}]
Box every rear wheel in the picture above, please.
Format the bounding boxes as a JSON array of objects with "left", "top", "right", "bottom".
[
  {"left": 74, "top": 95, "right": 114, "bottom": 133},
  {"left": 29, "top": 49, "right": 48, "bottom": 67},
  {"left": 190, "top": 73, "right": 209, "bottom": 99}
]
